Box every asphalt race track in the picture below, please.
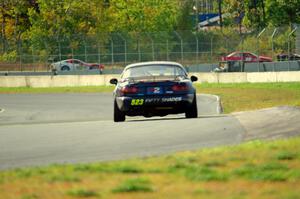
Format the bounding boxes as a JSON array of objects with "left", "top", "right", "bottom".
[
  {"left": 0, "top": 93, "right": 221, "bottom": 125},
  {"left": 0, "top": 93, "right": 243, "bottom": 169},
  {"left": 1, "top": 93, "right": 299, "bottom": 170}
]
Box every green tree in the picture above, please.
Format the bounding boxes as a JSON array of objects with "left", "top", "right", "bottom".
[
  {"left": 223, "top": 0, "right": 245, "bottom": 33},
  {"left": 108, "top": 0, "right": 180, "bottom": 32},
  {"left": 175, "top": 0, "right": 194, "bottom": 30},
  {"left": 27, "top": 0, "right": 109, "bottom": 54},
  {"left": 265, "top": 0, "right": 300, "bottom": 27},
  {"left": 27, "top": 0, "right": 181, "bottom": 55},
  {"left": 243, "top": 0, "right": 267, "bottom": 28},
  {"left": 0, "top": 0, "right": 33, "bottom": 52}
]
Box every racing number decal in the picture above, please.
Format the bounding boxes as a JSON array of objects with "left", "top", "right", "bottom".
[
  {"left": 153, "top": 87, "right": 161, "bottom": 94},
  {"left": 131, "top": 99, "right": 144, "bottom": 106}
]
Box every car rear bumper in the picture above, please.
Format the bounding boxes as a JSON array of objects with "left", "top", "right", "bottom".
[{"left": 116, "top": 94, "right": 195, "bottom": 116}]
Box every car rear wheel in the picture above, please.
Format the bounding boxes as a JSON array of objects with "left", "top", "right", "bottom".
[
  {"left": 185, "top": 94, "right": 198, "bottom": 118},
  {"left": 89, "top": 66, "right": 97, "bottom": 70},
  {"left": 61, "top": 65, "right": 70, "bottom": 71},
  {"left": 114, "top": 100, "right": 125, "bottom": 122}
]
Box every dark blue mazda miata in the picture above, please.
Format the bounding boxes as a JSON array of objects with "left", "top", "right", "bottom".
[{"left": 110, "top": 61, "right": 198, "bottom": 122}]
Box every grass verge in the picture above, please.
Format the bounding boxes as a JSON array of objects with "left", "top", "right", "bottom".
[
  {"left": 66, "top": 189, "right": 99, "bottom": 197},
  {"left": 196, "top": 82, "right": 300, "bottom": 113},
  {"left": 0, "top": 137, "right": 299, "bottom": 199},
  {"left": 112, "top": 177, "right": 154, "bottom": 193}
]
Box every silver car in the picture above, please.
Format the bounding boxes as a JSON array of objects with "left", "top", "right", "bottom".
[{"left": 51, "top": 59, "right": 104, "bottom": 71}]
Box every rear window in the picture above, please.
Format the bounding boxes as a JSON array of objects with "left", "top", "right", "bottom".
[
  {"left": 122, "top": 65, "right": 186, "bottom": 78},
  {"left": 228, "top": 52, "right": 241, "bottom": 57}
]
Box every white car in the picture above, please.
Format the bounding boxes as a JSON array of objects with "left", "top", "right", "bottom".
[{"left": 51, "top": 59, "right": 104, "bottom": 72}]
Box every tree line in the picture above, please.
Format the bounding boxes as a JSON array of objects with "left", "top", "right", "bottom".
[
  {"left": 0, "top": 0, "right": 299, "bottom": 61},
  {"left": 222, "top": 0, "right": 300, "bottom": 31}
]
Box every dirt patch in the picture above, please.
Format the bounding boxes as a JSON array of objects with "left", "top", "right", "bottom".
[{"left": 233, "top": 106, "right": 300, "bottom": 141}]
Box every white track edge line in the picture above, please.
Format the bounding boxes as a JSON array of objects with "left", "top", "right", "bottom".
[{"left": 197, "top": 93, "right": 223, "bottom": 114}]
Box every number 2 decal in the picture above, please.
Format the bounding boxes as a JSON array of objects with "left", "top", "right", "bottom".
[{"left": 131, "top": 99, "right": 144, "bottom": 106}]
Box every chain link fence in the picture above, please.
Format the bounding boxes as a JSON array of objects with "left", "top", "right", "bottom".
[
  {"left": 297, "top": 27, "right": 300, "bottom": 54},
  {"left": 0, "top": 26, "right": 299, "bottom": 72}
]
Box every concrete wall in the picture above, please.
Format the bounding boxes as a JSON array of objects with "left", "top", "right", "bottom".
[
  {"left": 188, "top": 61, "right": 300, "bottom": 73},
  {"left": 0, "top": 72, "right": 299, "bottom": 88},
  {"left": 190, "top": 71, "right": 300, "bottom": 83},
  {"left": 0, "top": 74, "right": 120, "bottom": 88}
]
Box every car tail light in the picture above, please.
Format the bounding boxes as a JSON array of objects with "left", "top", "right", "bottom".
[
  {"left": 121, "top": 86, "right": 138, "bottom": 94},
  {"left": 171, "top": 84, "right": 188, "bottom": 92}
]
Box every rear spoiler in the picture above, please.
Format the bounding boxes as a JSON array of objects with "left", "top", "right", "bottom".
[{"left": 127, "top": 75, "right": 186, "bottom": 83}]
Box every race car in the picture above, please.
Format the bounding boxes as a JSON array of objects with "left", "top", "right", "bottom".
[
  {"left": 110, "top": 61, "right": 198, "bottom": 122},
  {"left": 277, "top": 53, "right": 300, "bottom": 61},
  {"left": 50, "top": 59, "right": 104, "bottom": 72},
  {"left": 221, "top": 51, "right": 272, "bottom": 62}
]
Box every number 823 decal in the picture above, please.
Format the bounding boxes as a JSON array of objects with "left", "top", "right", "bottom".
[{"left": 131, "top": 99, "right": 144, "bottom": 106}]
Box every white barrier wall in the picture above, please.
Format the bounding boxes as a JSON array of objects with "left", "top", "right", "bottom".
[
  {"left": 218, "top": 73, "right": 248, "bottom": 83},
  {"left": 0, "top": 72, "right": 299, "bottom": 88},
  {"left": 194, "top": 71, "right": 300, "bottom": 84},
  {"left": 0, "top": 74, "right": 119, "bottom": 88}
]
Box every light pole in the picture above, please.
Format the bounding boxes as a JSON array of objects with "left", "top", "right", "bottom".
[
  {"left": 288, "top": 27, "right": 298, "bottom": 59},
  {"left": 288, "top": 27, "right": 298, "bottom": 70},
  {"left": 193, "top": 0, "right": 199, "bottom": 30},
  {"left": 271, "top": 28, "right": 278, "bottom": 71},
  {"left": 218, "top": 0, "right": 223, "bottom": 30},
  {"left": 256, "top": 28, "right": 266, "bottom": 72}
]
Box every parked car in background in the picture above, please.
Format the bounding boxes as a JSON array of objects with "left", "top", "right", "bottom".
[
  {"left": 221, "top": 51, "right": 272, "bottom": 62},
  {"left": 110, "top": 61, "right": 198, "bottom": 122},
  {"left": 277, "top": 53, "right": 300, "bottom": 61},
  {"left": 50, "top": 59, "right": 104, "bottom": 72}
]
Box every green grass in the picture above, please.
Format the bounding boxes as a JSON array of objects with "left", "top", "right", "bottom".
[
  {"left": 73, "top": 163, "right": 144, "bottom": 174},
  {"left": 275, "top": 151, "right": 298, "bottom": 160},
  {"left": 46, "top": 174, "right": 81, "bottom": 183},
  {"left": 66, "top": 189, "right": 99, "bottom": 197},
  {"left": 184, "top": 166, "right": 229, "bottom": 181},
  {"left": 232, "top": 162, "right": 290, "bottom": 181},
  {"left": 197, "top": 82, "right": 300, "bottom": 89},
  {"left": 0, "top": 82, "right": 300, "bottom": 198},
  {"left": 1, "top": 137, "right": 300, "bottom": 198},
  {"left": 112, "top": 177, "right": 154, "bottom": 193},
  {"left": 20, "top": 194, "right": 39, "bottom": 199},
  {"left": 195, "top": 82, "right": 300, "bottom": 113}
]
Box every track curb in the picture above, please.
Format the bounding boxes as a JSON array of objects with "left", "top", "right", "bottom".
[
  {"left": 198, "top": 94, "right": 223, "bottom": 114},
  {"left": 214, "top": 94, "right": 223, "bottom": 114}
]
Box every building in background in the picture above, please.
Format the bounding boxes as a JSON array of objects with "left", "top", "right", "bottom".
[
  {"left": 198, "top": 0, "right": 215, "bottom": 13},
  {"left": 194, "top": 0, "right": 228, "bottom": 29}
]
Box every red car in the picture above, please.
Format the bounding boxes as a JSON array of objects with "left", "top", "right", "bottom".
[{"left": 221, "top": 51, "right": 272, "bottom": 62}]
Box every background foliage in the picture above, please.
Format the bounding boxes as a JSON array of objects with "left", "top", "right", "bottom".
[{"left": 0, "top": 0, "right": 299, "bottom": 64}]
